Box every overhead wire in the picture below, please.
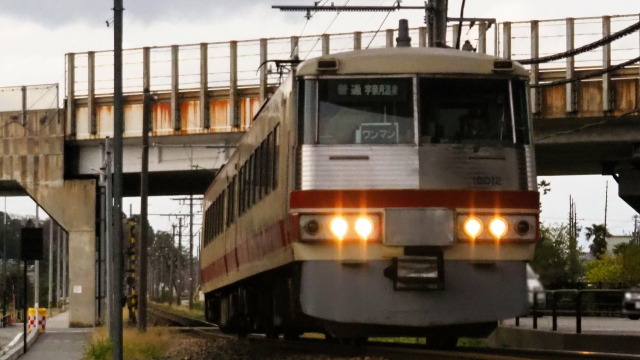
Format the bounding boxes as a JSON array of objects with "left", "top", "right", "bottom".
[
  {"left": 365, "top": 0, "right": 398, "bottom": 49},
  {"left": 303, "top": 0, "right": 352, "bottom": 60}
]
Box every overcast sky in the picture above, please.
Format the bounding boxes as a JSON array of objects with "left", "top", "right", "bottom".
[{"left": 1, "top": 0, "right": 639, "bottom": 245}]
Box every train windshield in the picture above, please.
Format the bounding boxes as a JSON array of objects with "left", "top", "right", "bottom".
[
  {"left": 313, "top": 78, "right": 414, "bottom": 145},
  {"left": 419, "top": 78, "right": 530, "bottom": 145}
]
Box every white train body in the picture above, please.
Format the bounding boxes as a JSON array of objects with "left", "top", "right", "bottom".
[{"left": 201, "top": 47, "right": 539, "bottom": 342}]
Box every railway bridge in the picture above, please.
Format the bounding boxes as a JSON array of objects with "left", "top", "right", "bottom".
[{"left": 0, "top": 13, "right": 639, "bottom": 326}]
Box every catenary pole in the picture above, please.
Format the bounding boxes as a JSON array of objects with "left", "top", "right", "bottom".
[
  {"left": 48, "top": 221, "right": 53, "bottom": 318},
  {"left": 112, "top": 0, "right": 125, "bottom": 358},
  {"left": 138, "top": 86, "right": 150, "bottom": 332},
  {"left": 189, "top": 194, "right": 193, "bottom": 310},
  {"left": 3, "top": 198, "right": 6, "bottom": 319}
]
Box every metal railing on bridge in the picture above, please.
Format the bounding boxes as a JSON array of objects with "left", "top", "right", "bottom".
[{"left": 64, "top": 13, "right": 639, "bottom": 139}]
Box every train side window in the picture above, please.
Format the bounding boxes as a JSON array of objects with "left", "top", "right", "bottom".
[
  {"left": 238, "top": 165, "right": 244, "bottom": 215},
  {"left": 261, "top": 139, "right": 270, "bottom": 197},
  {"left": 243, "top": 161, "right": 250, "bottom": 212},
  {"left": 511, "top": 80, "right": 531, "bottom": 145},
  {"left": 264, "top": 133, "right": 273, "bottom": 195},
  {"left": 252, "top": 152, "right": 259, "bottom": 205},
  {"left": 245, "top": 156, "right": 251, "bottom": 209},
  {"left": 204, "top": 206, "right": 212, "bottom": 245},
  {"left": 226, "top": 176, "right": 236, "bottom": 227},
  {"left": 255, "top": 142, "right": 263, "bottom": 201},
  {"left": 273, "top": 124, "right": 279, "bottom": 190}
]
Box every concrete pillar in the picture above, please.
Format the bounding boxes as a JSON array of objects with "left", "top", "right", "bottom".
[
  {"left": 530, "top": 20, "right": 541, "bottom": 114},
  {"left": 88, "top": 52, "right": 96, "bottom": 135},
  {"left": 451, "top": 24, "right": 460, "bottom": 49},
  {"left": 66, "top": 53, "right": 76, "bottom": 136},
  {"left": 200, "top": 43, "right": 210, "bottom": 128},
  {"left": 602, "top": 16, "right": 613, "bottom": 112},
  {"left": 566, "top": 18, "right": 577, "bottom": 113},
  {"left": 502, "top": 22, "right": 511, "bottom": 59},
  {"left": 229, "top": 41, "right": 238, "bottom": 128},
  {"left": 290, "top": 36, "right": 299, "bottom": 59},
  {"left": 419, "top": 27, "right": 427, "bottom": 48},
  {"left": 478, "top": 22, "right": 487, "bottom": 54},
  {"left": 353, "top": 32, "right": 362, "bottom": 50},
  {"left": 171, "top": 45, "right": 181, "bottom": 131},
  {"left": 322, "top": 34, "right": 330, "bottom": 55},
  {"left": 259, "top": 39, "right": 268, "bottom": 104},
  {"left": 34, "top": 180, "right": 97, "bottom": 326}
]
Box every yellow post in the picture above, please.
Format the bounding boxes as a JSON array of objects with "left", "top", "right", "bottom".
[
  {"left": 38, "top": 308, "right": 47, "bottom": 333},
  {"left": 27, "top": 308, "right": 35, "bottom": 333}
]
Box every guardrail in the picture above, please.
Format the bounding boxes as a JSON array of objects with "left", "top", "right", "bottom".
[{"left": 516, "top": 289, "right": 625, "bottom": 334}]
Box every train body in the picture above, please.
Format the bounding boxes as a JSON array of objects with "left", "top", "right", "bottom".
[{"left": 200, "top": 46, "right": 539, "bottom": 343}]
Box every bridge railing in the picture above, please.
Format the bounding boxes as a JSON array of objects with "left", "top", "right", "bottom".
[{"left": 64, "top": 13, "right": 639, "bottom": 139}]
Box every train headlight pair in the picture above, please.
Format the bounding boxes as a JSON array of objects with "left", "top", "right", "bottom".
[
  {"left": 463, "top": 217, "right": 507, "bottom": 239},
  {"left": 300, "top": 214, "right": 379, "bottom": 241},
  {"left": 330, "top": 216, "right": 374, "bottom": 240},
  {"left": 460, "top": 214, "right": 535, "bottom": 241}
]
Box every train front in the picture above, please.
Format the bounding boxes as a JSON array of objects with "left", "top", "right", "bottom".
[{"left": 289, "top": 48, "right": 539, "bottom": 340}]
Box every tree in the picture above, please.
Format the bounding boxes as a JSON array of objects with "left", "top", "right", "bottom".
[
  {"left": 584, "top": 254, "right": 622, "bottom": 283},
  {"left": 585, "top": 224, "right": 611, "bottom": 259},
  {"left": 532, "top": 223, "right": 583, "bottom": 287}
]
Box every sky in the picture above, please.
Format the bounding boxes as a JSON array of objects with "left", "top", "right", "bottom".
[{"left": 1, "top": 0, "right": 639, "bottom": 249}]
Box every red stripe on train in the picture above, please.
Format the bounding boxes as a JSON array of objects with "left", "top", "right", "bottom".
[
  {"left": 290, "top": 189, "right": 539, "bottom": 210},
  {"left": 201, "top": 220, "right": 287, "bottom": 286}
]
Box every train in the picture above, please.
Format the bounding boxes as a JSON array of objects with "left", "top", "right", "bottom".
[{"left": 200, "top": 33, "right": 539, "bottom": 347}]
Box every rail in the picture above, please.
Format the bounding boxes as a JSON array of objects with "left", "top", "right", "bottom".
[{"left": 516, "top": 289, "right": 625, "bottom": 334}]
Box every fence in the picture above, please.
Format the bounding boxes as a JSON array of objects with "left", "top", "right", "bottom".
[{"left": 517, "top": 289, "right": 626, "bottom": 334}]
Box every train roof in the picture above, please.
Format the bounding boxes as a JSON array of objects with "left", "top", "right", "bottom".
[{"left": 297, "top": 47, "right": 529, "bottom": 77}]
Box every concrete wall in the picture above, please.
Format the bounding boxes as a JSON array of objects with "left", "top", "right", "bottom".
[{"left": 0, "top": 109, "right": 96, "bottom": 327}]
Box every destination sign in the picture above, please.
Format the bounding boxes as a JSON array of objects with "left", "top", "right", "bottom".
[{"left": 325, "top": 78, "right": 409, "bottom": 103}]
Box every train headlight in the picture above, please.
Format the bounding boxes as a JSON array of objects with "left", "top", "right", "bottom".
[
  {"left": 355, "top": 217, "right": 374, "bottom": 240},
  {"left": 488, "top": 217, "right": 508, "bottom": 239},
  {"left": 330, "top": 217, "right": 348, "bottom": 240},
  {"left": 463, "top": 217, "right": 483, "bottom": 239}
]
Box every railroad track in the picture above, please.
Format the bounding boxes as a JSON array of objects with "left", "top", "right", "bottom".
[
  {"left": 146, "top": 305, "right": 640, "bottom": 360},
  {"left": 147, "top": 303, "right": 216, "bottom": 328}
]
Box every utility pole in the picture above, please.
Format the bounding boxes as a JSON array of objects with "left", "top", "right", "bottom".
[
  {"left": 3, "top": 197, "right": 6, "bottom": 319},
  {"left": 177, "top": 217, "right": 182, "bottom": 306},
  {"left": 48, "top": 221, "right": 53, "bottom": 318},
  {"left": 138, "top": 86, "right": 150, "bottom": 332},
  {"left": 34, "top": 207, "right": 40, "bottom": 331},
  {"left": 604, "top": 181, "right": 609, "bottom": 232},
  {"left": 56, "top": 227, "right": 61, "bottom": 310},
  {"left": 170, "top": 224, "right": 176, "bottom": 306},
  {"left": 427, "top": 0, "right": 449, "bottom": 47},
  {"left": 189, "top": 194, "right": 194, "bottom": 310},
  {"left": 111, "top": 0, "right": 125, "bottom": 358}
]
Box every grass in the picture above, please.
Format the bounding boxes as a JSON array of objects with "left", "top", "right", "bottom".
[{"left": 83, "top": 327, "right": 172, "bottom": 360}]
